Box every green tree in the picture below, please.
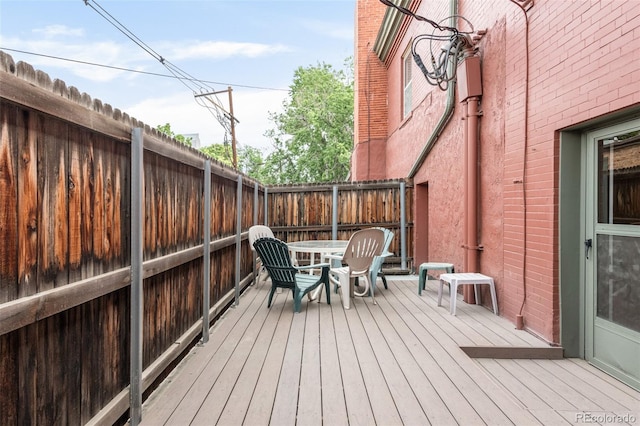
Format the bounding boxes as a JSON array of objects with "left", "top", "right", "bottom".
[
  {"left": 200, "top": 143, "right": 235, "bottom": 166},
  {"left": 238, "top": 146, "right": 266, "bottom": 178},
  {"left": 262, "top": 59, "right": 354, "bottom": 183},
  {"left": 200, "top": 144, "right": 266, "bottom": 178},
  {"left": 156, "top": 123, "right": 192, "bottom": 147}
]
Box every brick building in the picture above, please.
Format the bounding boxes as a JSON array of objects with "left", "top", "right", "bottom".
[{"left": 353, "top": 0, "right": 640, "bottom": 390}]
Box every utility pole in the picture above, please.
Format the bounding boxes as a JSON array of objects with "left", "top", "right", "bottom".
[
  {"left": 227, "top": 86, "right": 237, "bottom": 168},
  {"left": 194, "top": 88, "right": 240, "bottom": 168}
]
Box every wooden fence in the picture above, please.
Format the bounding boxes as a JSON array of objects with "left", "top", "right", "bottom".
[
  {"left": 267, "top": 181, "right": 414, "bottom": 270},
  {"left": 0, "top": 52, "right": 413, "bottom": 425}
]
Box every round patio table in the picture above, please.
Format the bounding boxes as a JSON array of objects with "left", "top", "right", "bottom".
[{"left": 287, "top": 240, "right": 349, "bottom": 264}]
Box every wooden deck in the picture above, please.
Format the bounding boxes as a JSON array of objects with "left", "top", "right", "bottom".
[{"left": 140, "top": 277, "right": 640, "bottom": 425}]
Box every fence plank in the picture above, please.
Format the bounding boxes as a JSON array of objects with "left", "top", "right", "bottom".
[
  {"left": 0, "top": 103, "right": 18, "bottom": 302},
  {"left": 0, "top": 332, "right": 18, "bottom": 423},
  {"left": 38, "top": 117, "right": 69, "bottom": 291},
  {"left": 17, "top": 109, "right": 38, "bottom": 298}
]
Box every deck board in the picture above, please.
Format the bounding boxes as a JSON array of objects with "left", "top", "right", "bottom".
[
  {"left": 375, "top": 289, "right": 474, "bottom": 425},
  {"left": 391, "top": 283, "right": 536, "bottom": 425},
  {"left": 168, "top": 287, "right": 268, "bottom": 425},
  {"left": 568, "top": 358, "right": 640, "bottom": 399},
  {"left": 216, "top": 294, "right": 286, "bottom": 425},
  {"left": 193, "top": 289, "right": 276, "bottom": 424},
  {"left": 141, "top": 285, "right": 265, "bottom": 424},
  {"left": 140, "top": 277, "right": 640, "bottom": 425},
  {"left": 269, "top": 302, "right": 306, "bottom": 426},
  {"left": 355, "top": 300, "right": 429, "bottom": 425},
  {"left": 243, "top": 302, "right": 294, "bottom": 426},
  {"left": 330, "top": 296, "right": 376, "bottom": 426},
  {"left": 318, "top": 300, "right": 348, "bottom": 426},
  {"left": 345, "top": 301, "right": 403, "bottom": 425},
  {"left": 537, "top": 360, "right": 632, "bottom": 412},
  {"left": 297, "top": 304, "right": 322, "bottom": 426}
]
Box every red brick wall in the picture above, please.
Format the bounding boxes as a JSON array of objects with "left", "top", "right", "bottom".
[
  {"left": 352, "top": 0, "right": 388, "bottom": 180},
  {"left": 354, "top": 0, "right": 640, "bottom": 343}
]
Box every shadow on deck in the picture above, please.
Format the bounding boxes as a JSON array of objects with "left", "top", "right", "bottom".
[{"left": 141, "top": 276, "right": 640, "bottom": 425}]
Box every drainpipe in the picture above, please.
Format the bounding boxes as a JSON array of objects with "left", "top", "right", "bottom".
[
  {"left": 463, "top": 96, "right": 481, "bottom": 303},
  {"left": 407, "top": 86, "right": 456, "bottom": 179},
  {"left": 407, "top": 0, "right": 457, "bottom": 179}
]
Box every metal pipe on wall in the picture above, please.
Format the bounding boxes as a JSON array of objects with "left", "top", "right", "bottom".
[
  {"left": 464, "top": 97, "right": 481, "bottom": 302},
  {"left": 400, "top": 180, "right": 407, "bottom": 270}
]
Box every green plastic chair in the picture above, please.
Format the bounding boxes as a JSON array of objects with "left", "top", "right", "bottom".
[
  {"left": 253, "top": 237, "right": 331, "bottom": 313},
  {"left": 369, "top": 227, "right": 394, "bottom": 293}
]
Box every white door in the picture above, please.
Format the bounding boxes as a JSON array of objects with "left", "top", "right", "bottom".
[{"left": 584, "top": 119, "right": 640, "bottom": 391}]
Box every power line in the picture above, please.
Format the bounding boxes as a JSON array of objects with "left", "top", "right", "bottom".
[
  {"left": 378, "top": 0, "right": 461, "bottom": 34},
  {"left": 0, "top": 47, "right": 287, "bottom": 92},
  {"left": 81, "top": 0, "right": 273, "bottom": 148},
  {"left": 378, "top": 0, "right": 476, "bottom": 90},
  {"left": 82, "top": 0, "right": 225, "bottom": 112}
]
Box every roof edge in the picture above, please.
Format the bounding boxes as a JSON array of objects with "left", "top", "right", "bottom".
[{"left": 372, "top": 0, "right": 411, "bottom": 62}]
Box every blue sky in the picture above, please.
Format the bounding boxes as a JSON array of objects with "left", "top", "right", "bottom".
[{"left": 0, "top": 0, "right": 356, "bottom": 150}]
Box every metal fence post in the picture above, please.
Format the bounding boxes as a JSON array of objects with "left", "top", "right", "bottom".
[
  {"left": 264, "top": 187, "right": 268, "bottom": 226},
  {"left": 254, "top": 183, "right": 259, "bottom": 225},
  {"left": 235, "top": 175, "right": 242, "bottom": 306},
  {"left": 202, "top": 160, "right": 211, "bottom": 343},
  {"left": 400, "top": 180, "right": 407, "bottom": 270},
  {"left": 252, "top": 182, "right": 259, "bottom": 284},
  {"left": 130, "top": 128, "right": 143, "bottom": 425},
  {"left": 332, "top": 185, "right": 338, "bottom": 240}
]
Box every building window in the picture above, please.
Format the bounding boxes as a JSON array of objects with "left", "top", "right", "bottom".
[{"left": 403, "top": 48, "right": 413, "bottom": 118}]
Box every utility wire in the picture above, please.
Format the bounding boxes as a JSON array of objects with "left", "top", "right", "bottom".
[
  {"left": 83, "top": 0, "right": 163, "bottom": 63},
  {"left": 0, "top": 47, "right": 287, "bottom": 92},
  {"left": 378, "top": 0, "right": 459, "bottom": 33},
  {"left": 82, "top": 0, "right": 244, "bottom": 140},
  {"left": 378, "top": 0, "right": 475, "bottom": 90}
]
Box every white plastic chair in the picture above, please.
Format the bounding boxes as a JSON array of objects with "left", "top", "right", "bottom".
[
  {"left": 326, "top": 228, "right": 385, "bottom": 309},
  {"left": 249, "top": 225, "right": 275, "bottom": 285}
]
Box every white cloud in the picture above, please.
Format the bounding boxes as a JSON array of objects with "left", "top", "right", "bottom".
[
  {"left": 169, "top": 40, "right": 291, "bottom": 60},
  {"left": 3, "top": 33, "right": 291, "bottom": 83},
  {"left": 33, "top": 25, "right": 85, "bottom": 38},
  {"left": 3, "top": 36, "right": 150, "bottom": 82}
]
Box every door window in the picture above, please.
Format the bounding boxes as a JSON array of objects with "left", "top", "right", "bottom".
[
  {"left": 596, "top": 234, "right": 640, "bottom": 332},
  {"left": 597, "top": 131, "right": 640, "bottom": 224},
  {"left": 595, "top": 130, "right": 640, "bottom": 332}
]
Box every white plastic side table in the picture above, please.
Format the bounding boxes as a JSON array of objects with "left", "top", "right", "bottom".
[{"left": 438, "top": 273, "right": 498, "bottom": 316}]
